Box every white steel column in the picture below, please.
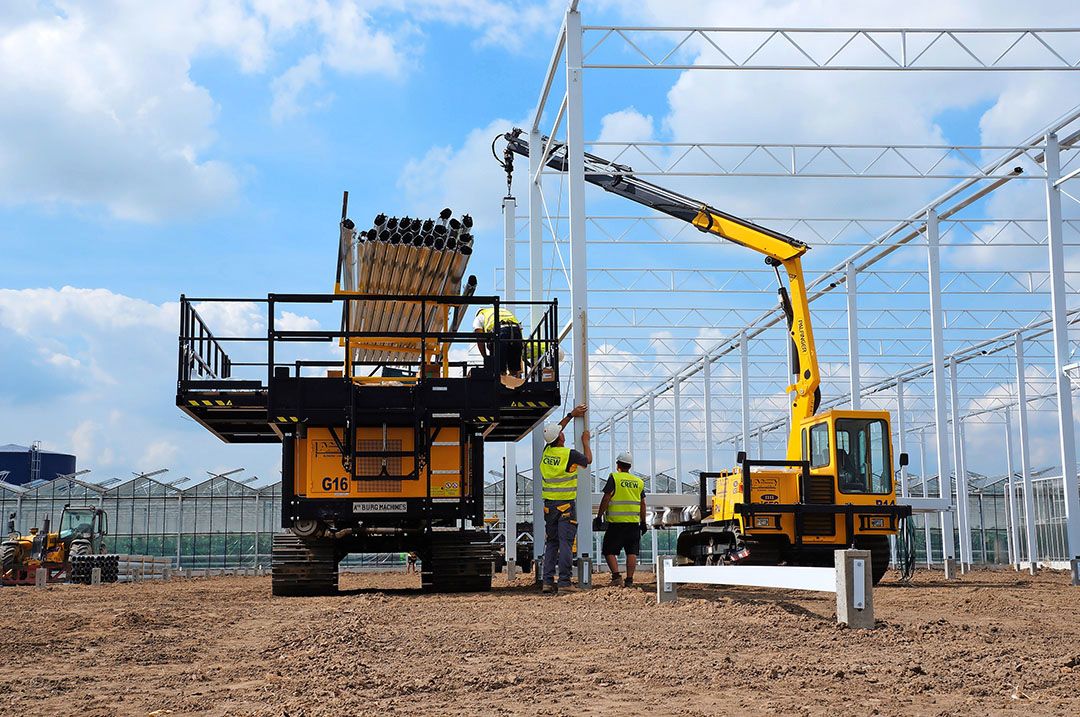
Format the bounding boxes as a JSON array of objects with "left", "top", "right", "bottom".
[
  {"left": 1015, "top": 333, "right": 1038, "bottom": 573},
  {"left": 926, "top": 209, "right": 957, "bottom": 566},
  {"left": 673, "top": 380, "right": 683, "bottom": 494},
  {"left": 896, "top": 378, "right": 907, "bottom": 498},
  {"left": 528, "top": 126, "right": 545, "bottom": 576},
  {"left": 740, "top": 331, "right": 750, "bottom": 455},
  {"left": 608, "top": 421, "right": 616, "bottom": 476},
  {"left": 949, "top": 360, "right": 972, "bottom": 568},
  {"left": 1042, "top": 132, "right": 1080, "bottom": 572},
  {"left": 1004, "top": 408, "right": 1019, "bottom": 570},
  {"left": 703, "top": 357, "right": 715, "bottom": 472},
  {"left": 847, "top": 262, "right": 861, "bottom": 409},
  {"left": 648, "top": 393, "right": 657, "bottom": 488},
  {"left": 564, "top": 6, "right": 592, "bottom": 566},
  {"left": 502, "top": 196, "right": 518, "bottom": 578},
  {"left": 627, "top": 408, "right": 634, "bottom": 453},
  {"left": 919, "top": 427, "right": 933, "bottom": 566}
]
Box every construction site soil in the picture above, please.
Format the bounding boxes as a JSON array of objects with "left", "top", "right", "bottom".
[{"left": 1, "top": 568, "right": 1077, "bottom": 716}]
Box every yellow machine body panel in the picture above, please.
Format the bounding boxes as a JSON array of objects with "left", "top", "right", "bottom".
[
  {"left": 709, "top": 408, "right": 901, "bottom": 545},
  {"left": 294, "top": 427, "right": 466, "bottom": 499}
]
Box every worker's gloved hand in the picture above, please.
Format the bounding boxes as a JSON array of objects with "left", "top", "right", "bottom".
[
  {"left": 639, "top": 522, "right": 649, "bottom": 534},
  {"left": 592, "top": 516, "right": 604, "bottom": 532}
]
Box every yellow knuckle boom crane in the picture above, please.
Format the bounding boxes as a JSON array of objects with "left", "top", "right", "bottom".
[{"left": 502, "top": 128, "right": 911, "bottom": 584}]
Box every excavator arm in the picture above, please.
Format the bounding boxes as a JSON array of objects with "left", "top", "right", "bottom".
[{"left": 502, "top": 128, "right": 821, "bottom": 456}]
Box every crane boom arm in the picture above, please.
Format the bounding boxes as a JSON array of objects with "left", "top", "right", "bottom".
[{"left": 503, "top": 128, "right": 821, "bottom": 453}]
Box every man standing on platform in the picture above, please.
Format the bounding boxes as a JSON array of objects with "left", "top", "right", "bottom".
[
  {"left": 595, "top": 452, "right": 647, "bottom": 587},
  {"left": 539, "top": 403, "right": 591, "bottom": 594}
]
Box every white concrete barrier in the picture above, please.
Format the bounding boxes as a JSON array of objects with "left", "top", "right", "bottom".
[{"left": 656, "top": 549, "right": 875, "bottom": 628}]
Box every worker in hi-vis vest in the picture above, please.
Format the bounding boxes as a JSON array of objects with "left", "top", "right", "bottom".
[
  {"left": 539, "top": 403, "right": 591, "bottom": 594},
  {"left": 595, "top": 452, "right": 647, "bottom": 587},
  {"left": 474, "top": 306, "right": 523, "bottom": 377}
]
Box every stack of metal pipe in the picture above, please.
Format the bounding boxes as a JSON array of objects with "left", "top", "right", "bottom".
[{"left": 340, "top": 208, "right": 474, "bottom": 364}]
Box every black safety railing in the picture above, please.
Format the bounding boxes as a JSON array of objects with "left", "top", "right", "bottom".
[
  {"left": 177, "top": 295, "right": 234, "bottom": 382},
  {"left": 177, "top": 293, "right": 559, "bottom": 391}
]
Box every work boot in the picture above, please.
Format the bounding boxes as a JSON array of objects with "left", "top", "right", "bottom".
[
  {"left": 541, "top": 582, "right": 554, "bottom": 594},
  {"left": 557, "top": 582, "right": 580, "bottom": 594},
  {"left": 610, "top": 573, "right": 623, "bottom": 587},
  {"left": 624, "top": 576, "right": 634, "bottom": 587}
]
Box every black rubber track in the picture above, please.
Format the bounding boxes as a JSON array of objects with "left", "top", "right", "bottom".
[
  {"left": 272, "top": 533, "right": 338, "bottom": 596},
  {"left": 420, "top": 531, "right": 495, "bottom": 593}
]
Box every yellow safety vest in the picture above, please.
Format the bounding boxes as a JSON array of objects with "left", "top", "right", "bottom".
[
  {"left": 540, "top": 445, "right": 579, "bottom": 501},
  {"left": 477, "top": 307, "right": 520, "bottom": 332},
  {"left": 607, "top": 471, "right": 644, "bottom": 523}
]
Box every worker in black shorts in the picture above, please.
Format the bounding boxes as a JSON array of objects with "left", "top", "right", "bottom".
[{"left": 595, "top": 451, "right": 647, "bottom": 587}]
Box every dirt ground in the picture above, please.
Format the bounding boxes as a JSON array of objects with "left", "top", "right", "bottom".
[{"left": 1, "top": 568, "right": 1078, "bottom": 717}]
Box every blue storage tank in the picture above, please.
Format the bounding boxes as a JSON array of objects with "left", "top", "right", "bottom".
[{"left": 0, "top": 443, "right": 77, "bottom": 486}]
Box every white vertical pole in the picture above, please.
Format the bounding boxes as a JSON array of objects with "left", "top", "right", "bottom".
[
  {"left": 847, "top": 262, "right": 861, "bottom": 410},
  {"left": 1042, "top": 133, "right": 1080, "bottom": 572},
  {"left": 1004, "top": 408, "right": 1018, "bottom": 570},
  {"left": 926, "top": 209, "right": 957, "bottom": 566},
  {"left": 648, "top": 393, "right": 657, "bottom": 490},
  {"left": 919, "top": 427, "right": 932, "bottom": 566},
  {"left": 609, "top": 420, "right": 616, "bottom": 476},
  {"left": 627, "top": 408, "right": 634, "bottom": 454},
  {"left": 1015, "top": 333, "right": 1038, "bottom": 573},
  {"left": 703, "top": 357, "right": 714, "bottom": 472},
  {"left": 949, "top": 360, "right": 971, "bottom": 569},
  {"left": 528, "top": 125, "right": 545, "bottom": 578},
  {"left": 564, "top": 6, "right": 591, "bottom": 566},
  {"left": 757, "top": 430, "right": 764, "bottom": 461},
  {"left": 502, "top": 196, "right": 518, "bottom": 577},
  {"left": 740, "top": 331, "right": 750, "bottom": 455},
  {"left": 896, "top": 378, "right": 907, "bottom": 498},
  {"left": 673, "top": 380, "right": 683, "bottom": 494}
]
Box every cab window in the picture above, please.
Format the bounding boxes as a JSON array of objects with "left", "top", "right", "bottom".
[
  {"left": 835, "top": 418, "right": 891, "bottom": 494},
  {"left": 809, "top": 423, "right": 830, "bottom": 468}
]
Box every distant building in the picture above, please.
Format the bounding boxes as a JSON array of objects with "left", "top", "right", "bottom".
[{"left": 0, "top": 443, "right": 77, "bottom": 486}]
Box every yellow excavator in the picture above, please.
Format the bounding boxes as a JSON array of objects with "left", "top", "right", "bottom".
[{"left": 502, "top": 129, "right": 911, "bottom": 584}]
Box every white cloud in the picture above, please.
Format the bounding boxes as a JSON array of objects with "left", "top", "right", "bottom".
[
  {"left": 398, "top": 116, "right": 526, "bottom": 232},
  {"left": 0, "top": 0, "right": 561, "bottom": 220},
  {"left": 0, "top": 286, "right": 278, "bottom": 482}
]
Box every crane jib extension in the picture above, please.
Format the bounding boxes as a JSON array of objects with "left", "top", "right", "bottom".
[{"left": 500, "top": 128, "right": 822, "bottom": 453}]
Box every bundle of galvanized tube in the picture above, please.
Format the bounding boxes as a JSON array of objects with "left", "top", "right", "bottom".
[{"left": 339, "top": 209, "right": 475, "bottom": 364}]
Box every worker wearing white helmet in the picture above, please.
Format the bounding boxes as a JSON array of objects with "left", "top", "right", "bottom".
[
  {"left": 595, "top": 450, "right": 647, "bottom": 587},
  {"left": 538, "top": 403, "right": 591, "bottom": 594}
]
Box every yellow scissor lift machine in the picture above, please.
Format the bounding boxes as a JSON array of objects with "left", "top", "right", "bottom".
[
  {"left": 503, "top": 129, "right": 911, "bottom": 584},
  {"left": 177, "top": 195, "right": 561, "bottom": 595}
]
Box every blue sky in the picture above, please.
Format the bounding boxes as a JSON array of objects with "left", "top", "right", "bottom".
[{"left": 2, "top": 0, "right": 1079, "bottom": 486}]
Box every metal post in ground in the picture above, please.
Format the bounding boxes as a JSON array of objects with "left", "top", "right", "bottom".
[
  {"left": 1004, "top": 408, "right": 1019, "bottom": 570},
  {"left": 528, "top": 124, "right": 545, "bottom": 584},
  {"left": 926, "top": 209, "right": 958, "bottom": 573},
  {"left": 1015, "top": 333, "right": 1038, "bottom": 574},
  {"left": 564, "top": 5, "right": 591, "bottom": 586},
  {"left": 502, "top": 195, "right": 518, "bottom": 582},
  {"left": 1042, "top": 132, "right": 1080, "bottom": 584},
  {"left": 949, "top": 359, "right": 972, "bottom": 571}
]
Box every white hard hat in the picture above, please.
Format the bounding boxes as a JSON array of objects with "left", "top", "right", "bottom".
[
  {"left": 616, "top": 451, "right": 633, "bottom": 466},
  {"left": 543, "top": 423, "right": 563, "bottom": 444}
]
